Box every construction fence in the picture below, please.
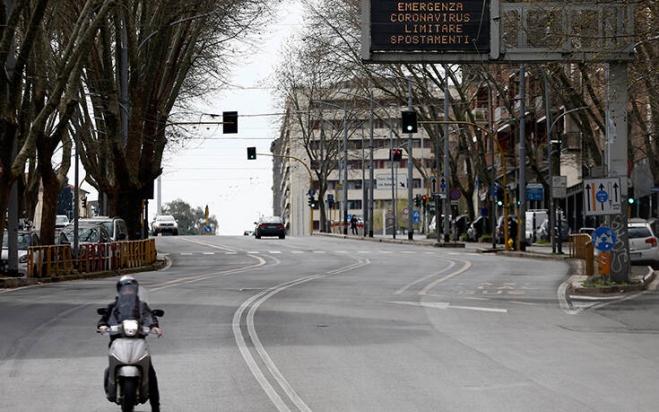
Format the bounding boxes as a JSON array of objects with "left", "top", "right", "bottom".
[{"left": 25, "top": 239, "right": 157, "bottom": 278}]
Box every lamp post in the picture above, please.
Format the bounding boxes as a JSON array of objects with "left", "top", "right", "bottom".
[
  {"left": 540, "top": 67, "right": 591, "bottom": 253},
  {"left": 310, "top": 100, "right": 359, "bottom": 235},
  {"left": 334, "top": 90, "right": 395, "bottom": 238},
  {"left": 294, "top": 109, "right": 343, "bottom": 234}
]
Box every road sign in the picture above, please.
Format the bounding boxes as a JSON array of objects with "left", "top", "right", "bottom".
[
  {"left": 583, "top": 178, "right": 622, "bottom": 216},
  {"left": 526, "top": 183, "right": 544, "bottom": 201},
  {"left": 376, "top": 173, "right": 407, "bottom": 189},
  {"left": 552, "top": 176, "right": 567, "bottom": 198},
  {"left": 204, "top": 225, "right": 212, "bottom": 233},
  {"left": 413, "top": 210, "right": 420, "bottom": 223},
  {"left": 439, "top": 177, "right": 447, "bottom": 193},
  {"left": 429, "top": 176, "right": 438, "bottom": 194},
  {"left": 591, "top": 226, "right": 617, "bottom": 252},
  {"left": 449, "top": 188, "right": 461, "bottom": 201}
]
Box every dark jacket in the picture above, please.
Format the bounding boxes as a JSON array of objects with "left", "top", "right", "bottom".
[{"left": 97, "top": 297, "right": 160, "bottom": 331}]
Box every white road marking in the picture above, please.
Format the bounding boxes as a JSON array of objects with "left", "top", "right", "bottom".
[{"left": 390, "top": 300, "right": 507, "bottom": 313}]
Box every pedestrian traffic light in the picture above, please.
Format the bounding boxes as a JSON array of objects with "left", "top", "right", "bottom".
[
  {"left": 308, "top": 196, "right": 316, "bottom": 208},
  {"left": 401, "top": 110, "right": 418, "bottom": 133},
  {"left": 391, "top": 148, "right": 403, "bottom": 161},
  {"left": 223, "top": 111, "right": 238, "bottom": 134},
  {"left": 247, "top": 147, "right": 256, "bottom": 160}
]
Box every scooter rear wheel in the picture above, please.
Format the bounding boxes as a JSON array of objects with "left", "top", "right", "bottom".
[{"left": 120, "top": 377, "right": 137, "bottom": 412}]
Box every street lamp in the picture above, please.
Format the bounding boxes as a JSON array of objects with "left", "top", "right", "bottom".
[
  {"left": 293, "top": 109, "right": 343, "bottom": 234},
  {"left": 311, "top": 100, "right": 360, "bottom": 235},
  {"left": 333, "top": 90, "right": 396, "bottom": 238}
]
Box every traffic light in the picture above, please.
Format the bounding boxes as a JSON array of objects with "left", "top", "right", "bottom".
[
  {"left": 496, "top": 186, "right": 504, "bottom": 206},
  {"left": 247, "top": 147, "right": 257, "bottom": 160},
  {"left": 391, "top": 148, "right": 402, "bottom": 161},
  {"left": 82, "top": 197, "right": 87, "bottom": 208},
  {"left": 223, "top": 111, "right": 238, "bottom": 134},
  {"left": 415, "top": 194, "right": 421, "bottom": 207},
  {"left": 308, "top": 196, "right": 316, "bottom": 208},
  {"left": 401, "top": 110, "right": 418, "bottom": 133},
  {"left": 421, "top": 195, "right": 428, "bottom": 208}
]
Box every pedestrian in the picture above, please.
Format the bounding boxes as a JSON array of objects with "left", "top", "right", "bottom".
[{"left": 350, "top": 215, "right": 358, "bottom": 235}]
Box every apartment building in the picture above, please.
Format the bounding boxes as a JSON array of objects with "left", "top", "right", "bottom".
[{"left": 272, "top": 83, "right": 440, "bottom": 237}]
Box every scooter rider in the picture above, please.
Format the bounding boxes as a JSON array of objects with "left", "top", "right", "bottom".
[{"left": 98, "top": 275, "right": 163, "bottom": 412}]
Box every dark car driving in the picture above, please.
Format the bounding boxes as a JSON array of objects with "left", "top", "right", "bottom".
[{"left": 254, "top": 216, "right": 286, "bottom": 239}]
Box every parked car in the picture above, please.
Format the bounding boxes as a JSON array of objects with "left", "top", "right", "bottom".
[
  {"left": 55, "top": 215, "right": 70, "bottom": 228},
  {"left": 467, "top": 216, "right": 490, "bottom": 242},
  {"left": 254, "top": 216, "right": 286, "bottom": 239},
  {"left": 628, "top": 218, "right": 659, "bottom": 264},
  {"left": 59, "top": 222, "right": 111, "bottom": 245},
  {"left": 152, "top": 215, "right": 179, "bottom": 236},
  {"left": 1, "top": 229, "right": 41, "bottom": 277},
  {"left": 80, "top": 216, "right": 129, "bottom": 241}
]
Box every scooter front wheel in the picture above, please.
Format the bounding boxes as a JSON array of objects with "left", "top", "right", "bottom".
[{"left": 120, "top": 377, "right": 137, "bottom": 412}]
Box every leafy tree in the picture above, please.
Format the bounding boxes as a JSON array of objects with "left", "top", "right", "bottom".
[{"left": 161, "top": 198, "right": 218, "bottom": 235}]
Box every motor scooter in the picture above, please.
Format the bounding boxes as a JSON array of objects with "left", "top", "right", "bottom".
[{"left": 97, "top": 306, "right": 164, "bottom": 412}]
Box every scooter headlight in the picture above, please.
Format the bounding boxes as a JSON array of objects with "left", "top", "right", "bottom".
[{"left": 122, "top": 319, "right": 139, "bottom": 337}]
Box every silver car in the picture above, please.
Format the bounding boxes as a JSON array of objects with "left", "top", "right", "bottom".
[
  {"left": 1, "top": 230, "right": 41, "bottom": 277},
  {"left": 628, "top": 219, "right": 659, "bottom": 264}
]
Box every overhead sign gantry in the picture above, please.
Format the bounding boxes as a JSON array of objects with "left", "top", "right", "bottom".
[{"left": 361, "top": 0, "right": 634, "bottom": 63}]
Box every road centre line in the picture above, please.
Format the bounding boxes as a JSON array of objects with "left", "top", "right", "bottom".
[
  {"left": 419, "top": 260, "right": 472, "bottom": 296},
  {"left": 149, "top": 238, "right": 268, "bottom": 291},
  {"left": 233, "top": 257, "right": 370, "bottom": 412},
  {"left": 394, "top": 260, "right": 457, "bottom": 295}
]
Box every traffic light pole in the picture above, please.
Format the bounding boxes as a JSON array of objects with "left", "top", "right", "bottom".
[{"left": 420, "top": 120, "right": 509, "bottom": 249}]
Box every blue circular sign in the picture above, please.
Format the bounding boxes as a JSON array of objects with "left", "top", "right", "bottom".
[
  {"left": 204, "top": 225, "right": 212, "bottom": 233},
  {"left": 592, "top": 226, "right": 616, "bottom": 252},
  {"left": 595, "top": 190, "right": 608, "bottom": 203}
]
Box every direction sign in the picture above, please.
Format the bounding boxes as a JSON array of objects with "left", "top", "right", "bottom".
[
  {"left": 526, "top": 183, "right": 544, "bottom": 201},
  {"left": 439, "top": 177, "right": 447, "bottom": 193},
  {"left": 376, "top": 173, "right": 407, "bottom": 189},
  {"left": 583, "top": 178, "right": 622, "bottom": 216},
  {"left": 429, "top": 176, "right": 438, "bottom": 194},
  {"left": 591, "top": 226, "right": 617, "bottom": 252}
]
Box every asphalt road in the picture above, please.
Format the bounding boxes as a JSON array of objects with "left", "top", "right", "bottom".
[{"left": 1, "top": 235, "right": 659, "bottom": 411}]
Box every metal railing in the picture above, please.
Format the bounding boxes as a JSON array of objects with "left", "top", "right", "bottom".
[{"left": 26, "top": 239, "right": 157, "bottom": 278}]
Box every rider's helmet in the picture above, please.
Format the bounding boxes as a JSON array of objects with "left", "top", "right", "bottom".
[{"left": 116, "top": 275, "right": 138, "bottom": 292}]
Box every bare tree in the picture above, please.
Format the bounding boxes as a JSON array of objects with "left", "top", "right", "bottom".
[
  {"left": 74, "top": 0, "right": 274, "bottom": 238},
  {"left": 0, "top": 1, "right": 114, "bottom": 246}
]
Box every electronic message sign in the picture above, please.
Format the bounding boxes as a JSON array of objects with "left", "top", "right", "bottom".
[{"left": 369, "top": 0, "right": 490, "bottom": 53}]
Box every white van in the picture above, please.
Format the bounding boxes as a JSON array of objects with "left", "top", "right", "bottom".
[{"left": 526, "top": 209, "right": 547, "bottom": 242}]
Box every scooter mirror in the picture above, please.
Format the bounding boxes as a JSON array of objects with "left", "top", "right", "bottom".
[
  {"left": 97, "top": 307, "right": 109, "bottom": 316},
  {"left": 152, "top": 309, "right": 164, "bottom": 317}
]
